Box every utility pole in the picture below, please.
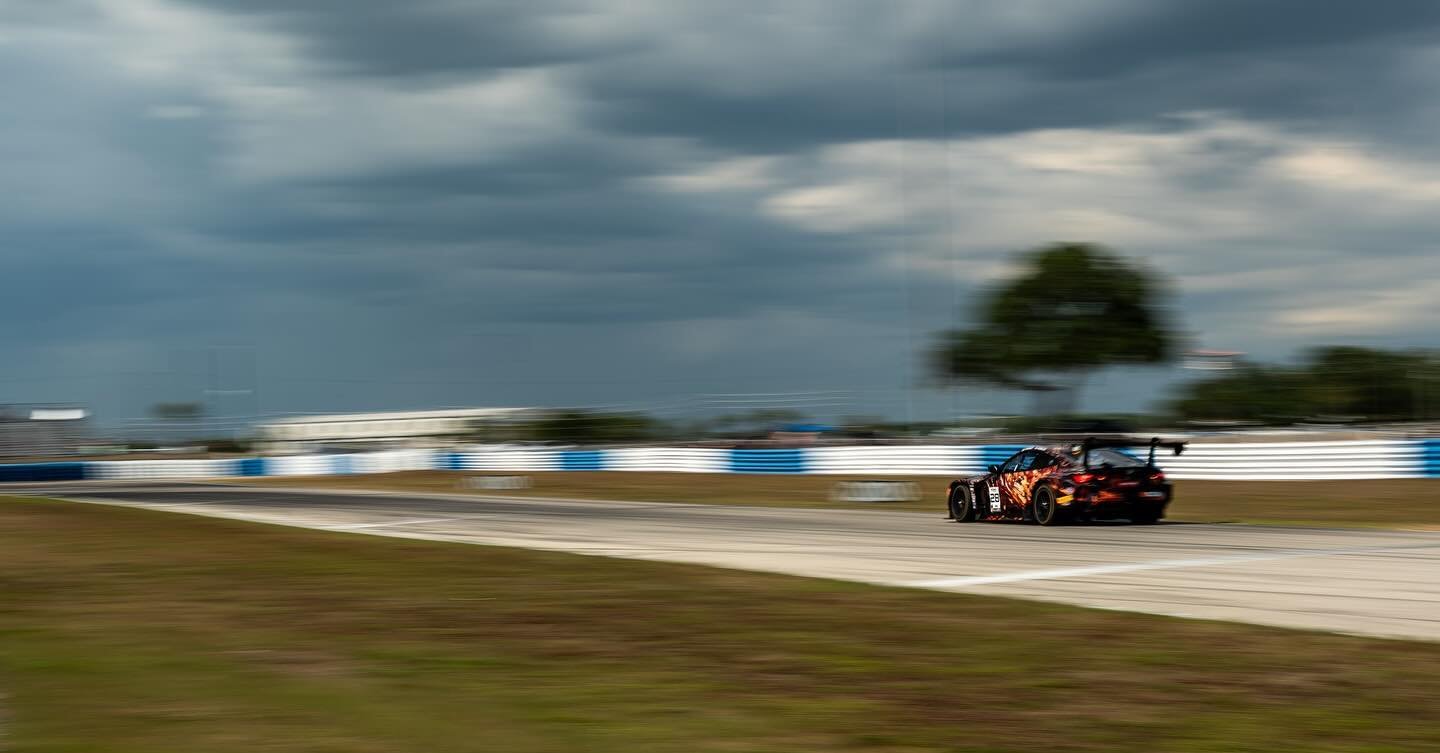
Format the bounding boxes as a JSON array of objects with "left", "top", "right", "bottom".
[{"left": 203, "top": 345, "right": 259, "bottom": 441}]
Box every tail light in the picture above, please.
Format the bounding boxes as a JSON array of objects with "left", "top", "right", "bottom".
[
  {"left": 1070, "top": 472, "right": 1094, "bottom": 484},
  {"left": 1148, "top": 470, "right": 1165, "bottom": 482}
]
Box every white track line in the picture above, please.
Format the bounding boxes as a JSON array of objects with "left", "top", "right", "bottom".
[
  {"left": 910, "top": 543, "right": 1440, "bottom": 588},
  {"left": 327, "top": 517, "right": 458, "bottom": 530}
]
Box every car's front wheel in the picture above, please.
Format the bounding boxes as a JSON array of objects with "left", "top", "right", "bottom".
[
  {"left": 949, "top": 485, "right": 976, "bottom": 522},
  {"left": 1032, "top": 485, "right": 1064, "bottom": 526}
]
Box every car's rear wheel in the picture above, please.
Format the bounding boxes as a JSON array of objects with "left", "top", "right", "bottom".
[
  {"left": 948, "top": 485, "right": 976, "bottom": 522},
  {"left": 1033, "top": 485, "right": 1064, "bottom": 526}
]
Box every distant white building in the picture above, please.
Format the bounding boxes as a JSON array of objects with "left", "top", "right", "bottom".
[
  {"left": 257, "top": 407, "right": 541, "bottom": 453},
  {"left": 0, "top": 404, "right": 93, "bottom": 458}
]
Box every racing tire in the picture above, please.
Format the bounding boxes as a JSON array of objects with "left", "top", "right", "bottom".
[
  {"left": 1032, "top": 485, "right": 1065, "bottom": 526},
  {"left": 948, "top": 485, "right": 976, "bottom": 522}
]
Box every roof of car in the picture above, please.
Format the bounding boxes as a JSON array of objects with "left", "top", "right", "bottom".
[{"left": 1000, "top": 446, "right": 1082, "bottom": 463}]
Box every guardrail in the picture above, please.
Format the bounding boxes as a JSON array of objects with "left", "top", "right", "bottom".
[{"left": 0, "top": 441, "right": 1434, "bottom": 483}]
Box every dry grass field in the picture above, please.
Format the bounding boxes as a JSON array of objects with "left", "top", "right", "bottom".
[{"left": 5, "top": 496, "right": 1440, "bottom": 752}]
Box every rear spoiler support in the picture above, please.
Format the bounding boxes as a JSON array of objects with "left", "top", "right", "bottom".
[{"left": 1079, "top": 436, "right": 1187, "bottom": 469}]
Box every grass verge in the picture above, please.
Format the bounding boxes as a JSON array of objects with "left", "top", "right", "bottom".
[
  {"left": 242, "top": 470, "right": 1440, "bottom": 528},
  {"left": 4, "top": 496, "right": 1440, "bottom": 752}
]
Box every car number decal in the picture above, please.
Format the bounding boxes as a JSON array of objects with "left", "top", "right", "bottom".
[{"left": 987, "top": 484, "right": 1001, "bottom": 512}]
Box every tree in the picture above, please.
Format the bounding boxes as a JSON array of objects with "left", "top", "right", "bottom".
[
  {"left": 1169, "top": 347, "right": 1440, "bottom": 424},
  {"left": 1167, "top": 363, "right": 1310, "bottom": 424},
  {"left": 147, "top": 402, "right": 206, "bottom": 446},
  {"left": 931, "top": 243, "right": 1177, "bottom": 415},
  {"left": 526, "top": 410, "right": 661, "bottom": 445},
  {"left": 1303, "top": 346, "right": 1431, "bottom": 420},
  {"left": 150, "top": 402, "right": 204, "bottom": 421}
]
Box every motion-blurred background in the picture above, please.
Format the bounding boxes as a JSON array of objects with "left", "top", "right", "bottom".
[{"left": 4, "top": 2, "right": 1440, "bottom": 455}]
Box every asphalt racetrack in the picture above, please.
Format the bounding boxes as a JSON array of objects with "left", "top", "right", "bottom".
[{"left": 15, "top": 482, "right": 1440, "bottom": 642}]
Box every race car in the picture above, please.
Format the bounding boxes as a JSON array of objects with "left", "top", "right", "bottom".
[{"left": 945, "top": 437, "right": 1186, "bottom": 526}]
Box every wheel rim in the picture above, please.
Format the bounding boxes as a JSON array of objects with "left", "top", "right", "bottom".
[
  {"left": 1035, "top": 488, "right": 1053, "bottom": 522},
  {"left": 952, "top": 489, "right": 968, "bottom": 519}
]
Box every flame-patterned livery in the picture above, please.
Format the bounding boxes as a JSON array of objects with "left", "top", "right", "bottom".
[{"left": 945, "top": 437, "right": 1186, "bottom": 526}]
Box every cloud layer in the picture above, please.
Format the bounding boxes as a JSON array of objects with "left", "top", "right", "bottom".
[{"left": 4, "top": 1, "right": 1440, "bottom": 423}]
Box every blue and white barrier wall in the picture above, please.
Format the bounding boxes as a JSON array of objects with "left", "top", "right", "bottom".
[
  {"left": 0, "top": 441, "right": 1436, "bottom": 483},
  {"left": 436, "top": 441, "right": 1430, "bottom": 480}
]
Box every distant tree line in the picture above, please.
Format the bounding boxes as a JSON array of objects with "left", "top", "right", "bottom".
[
  {"left": 525, "top": 410, "right": 664, "bottom": 444},
  {"left": 492, "top": 351, "right": 1440, "bottom": 445},
  {"left": 1168, "top": 346, "right": 1440, "bottom": 424},
  {"left": 927, "top": 242, "right": 1439, "bottom": 428}
]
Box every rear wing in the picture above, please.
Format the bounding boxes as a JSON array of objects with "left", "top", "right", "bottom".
[{"left": 1076, "top": 436, "right": 1187, "bottom": 468}]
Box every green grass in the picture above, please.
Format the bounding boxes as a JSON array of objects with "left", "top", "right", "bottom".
[
  {"left": 242, "top": 470, "right": 1440, "bottom": 528},
  {"left": 4, "top": 496, "right": 1440, "bottom": 752}
]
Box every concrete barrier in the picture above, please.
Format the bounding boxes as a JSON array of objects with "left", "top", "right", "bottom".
[
  {"left": 1160, "top": 441, "right": 1424, "bottom": 480},
  {"left": 807, "top": 446, "right": 982, "bottom": 475},
  {"left": 0, "top": 440, "right": 1435, "bottom": 483},
  {"left": 605, "top": 447, "right": 729, "bottom": 473}
]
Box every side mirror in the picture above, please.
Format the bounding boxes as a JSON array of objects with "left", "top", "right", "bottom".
[{"left": 987, "top": 464, "right": 999, "bottom": 474}]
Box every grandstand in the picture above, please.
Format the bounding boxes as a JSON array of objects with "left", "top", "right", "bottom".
[
  {"left": 257, "top": 407, "right": 541, "bottom": 453},
  {"left": 0, "top": 404, "right": 93, "bottom": 458}
]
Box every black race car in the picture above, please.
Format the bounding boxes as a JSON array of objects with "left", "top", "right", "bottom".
[{"left": 946, "top": 437, "right": 1186, "bottom": 526}]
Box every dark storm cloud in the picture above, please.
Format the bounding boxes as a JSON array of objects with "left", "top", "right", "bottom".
[
  {"left": 170, "top": 0, "right": 632, "bottom": 77},
  {"left": 167, "top": 0, "right": 1440, "bottom": 150},
  {"left": 944, "top": 0, "right": 1440, "bottom": 78},
  {"left": 0, "top": 225, "right": 161, "bottom": 322},
  {"left": 587, "top": 1, "right": 1440, "bottom": 151},
  {"left": 7, "top": 0, "right": 1440, "bottom": 423},
  {"left": 300, "top": 147, "right": 633, "bottom": 200},
  {"left": 193, "top": 164, "right": 883, "bottom": 328}
]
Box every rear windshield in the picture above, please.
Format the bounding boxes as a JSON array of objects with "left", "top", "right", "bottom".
[{"left": 1083, "top": 448, "right": 1145, "bottom": 468}]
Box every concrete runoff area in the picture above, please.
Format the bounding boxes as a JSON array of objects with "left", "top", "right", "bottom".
[
  {"left": 13, "top": 481, "right": 1440, "bottom": 642},
  {"left": 235, "top": 471, "right": 1440, "bottom": 528}
]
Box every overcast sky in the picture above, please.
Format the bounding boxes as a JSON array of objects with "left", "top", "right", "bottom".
[{"left": 5, "top": 1, "right": 1440, "bottom": 426}]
